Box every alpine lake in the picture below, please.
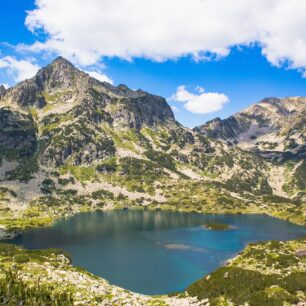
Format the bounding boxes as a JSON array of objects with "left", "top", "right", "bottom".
[{"left": 7, "top": 210, "right": 306, "bottom": 295}]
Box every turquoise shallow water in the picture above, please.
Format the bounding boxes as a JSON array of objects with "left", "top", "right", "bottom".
[{"left": 8, "top": 211, "right": 306, "bottom": 295}]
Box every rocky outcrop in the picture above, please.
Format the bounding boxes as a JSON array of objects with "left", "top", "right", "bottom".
[
  {"left": 0, "top": 85, "right": 6, "bottom": 99},
  {"left": 35, "top": 56, "right": 86, "bottom": 91},
  {"left": 3, "top": 57, "right": 89, "bottom": 108},
  {"left": 0, "top": 108, "right": 37, "bottom": 159},
  {"left": 194, "top": 117, "right": 243, "bottom": 142},
  {"left": 112, "top": 94, "right": 174, "bottom": 129}
]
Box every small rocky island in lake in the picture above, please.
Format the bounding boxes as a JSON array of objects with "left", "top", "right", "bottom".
[{"left": 204, "top": 223, "right": 231, "bottom": 230}]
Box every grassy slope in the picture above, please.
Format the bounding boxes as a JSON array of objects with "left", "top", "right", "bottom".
[{"left": 187, "top": 238, "right": 306, "bottom": 306}]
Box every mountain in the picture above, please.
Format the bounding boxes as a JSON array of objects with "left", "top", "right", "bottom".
[
  {"left": 194, "top": 97, "right": 306, "bottom": 200},
  {"left": 194, "top": 97, "right": 306, "bottom": 162},
  {"left": 0, "top": 57, "right": 305, "bottom": 240},
  {"left": 0, "top": 57, "right": 178, "bottom": 167}
]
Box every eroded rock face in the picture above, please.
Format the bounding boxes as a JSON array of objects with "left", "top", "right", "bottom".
[
  {"left": 35, "top": 56, "right": 83, "bottom": 90},
  {"left": 8, "top": 80, "right": 43, "bottom": 108},
  {"left": 194, "top": 117, "right": 244, "bottom": 141},
  {"left": 2, "top": 57, "right": 88, "bottom": 109},
  {"left": 41, "top": 119, "right": 116, "bottom": 166},
  {"left": 0, "top": 108, "right": 37, "bottom": 159},
  {"left": 0, "top": 85, "right": 6, "bottom": 99},
  {"left": 195, "top": 97, "right": 306, "bottom": 162},
  {"left": 112, "top": 94, "right": 174, "bottom": 129},
  {"left": 131, "top": 94, "right": 174, "bottom": 127}
]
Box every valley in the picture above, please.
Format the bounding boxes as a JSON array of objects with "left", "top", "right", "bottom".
[{"left": 0, "top": 57, "right": 305, "bottom": 305}]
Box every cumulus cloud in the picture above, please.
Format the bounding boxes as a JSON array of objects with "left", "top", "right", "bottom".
[
  {"left": 22, "top": 0, "right": 306, "bottom": 75},
  {"left": 0, "top": 56, "right": 40, "bottom": 82},
  {"left": 84, "top": 70, "right": 114, "bottom": 85},
  {"left": 259, "top": 1, "right": 306, "bottom": 73},
  {"left": 171, "top": 85, "right": 229, "bottom": 114}
]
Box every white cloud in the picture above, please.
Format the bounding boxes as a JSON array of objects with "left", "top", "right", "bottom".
[
  {"left": 0, "top": 56, "right": 40, "bottom": 82},
  {"left": 22, "top": 0, "right": 306, "bottom": 75},
  {"left": 84, "top": 70, "right": 114, "bottom": 85},
  {"left": 171, "top": 85, "right": 229, "bottom": 114},
  {"left": 259, "top": 1, "right": 306, "bottom": 73}
]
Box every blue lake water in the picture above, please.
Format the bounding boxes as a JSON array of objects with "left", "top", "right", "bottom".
[{"left": 8, "top": 210, "right": 306, "bottom": 295}]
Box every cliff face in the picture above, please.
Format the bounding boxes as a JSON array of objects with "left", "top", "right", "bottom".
[
  {"left": 0, "top": 108, "right": 37, "bottom": 159},
  {"left": 111, "top": 94, "right": 174, "bottom": 129},
  {"left": 194, "top": 116, "right": 243, "bottom": 141},
  {"left": 0, "top": 85, "right": 6, "bottom": 99}
]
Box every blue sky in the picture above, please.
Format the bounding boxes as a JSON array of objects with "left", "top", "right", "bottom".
[{"left": 1, "top": 0, "right": 306, "bottom": 127}]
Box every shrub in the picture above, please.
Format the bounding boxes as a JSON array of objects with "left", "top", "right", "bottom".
[
  {"left": 13, "top": 254, "right": 29, "bottom": 264},
  {"left": 187, "top": 267, "right": 292, "bottom": 305},
  {"left": 91, "top": 189, "right": 114, "bottom": 200},
  {"left": 0, "top": 271, "right": 74, "bottom": 305},
  {"left": 96, "top": 158, "right": 117, "bottom": 173}
]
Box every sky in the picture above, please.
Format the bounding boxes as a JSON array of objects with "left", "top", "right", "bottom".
[{"left": 1, "top": 1, "right": 306, "bottom": 127}]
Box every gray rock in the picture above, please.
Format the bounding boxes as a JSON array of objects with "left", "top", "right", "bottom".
[{"left": 0, "top": 85, "right": 6, "bottom": 98}]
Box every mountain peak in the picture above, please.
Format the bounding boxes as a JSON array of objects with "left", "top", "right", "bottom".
[
  {"left": 50, "top": 56, "right": 75, "bottom": 68},
  {"left": 35, "top": 56, "right": 86, "bottom": 91},
  {"left": 41, "top": 56, "right": 78, "bottom": 76},
  {"left": 259, "top": 97, "right": 279, "bottom": 103}
]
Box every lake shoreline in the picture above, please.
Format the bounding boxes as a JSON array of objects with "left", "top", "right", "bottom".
[
  {"left": 3, "top": 209, "right": 306, "bottom": 292},
  {"left": 1, "top": 207, "right": 304, "bottom": 306},
  {"left": 1, "top": 203, "right": 305, "bottom": 243}
]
